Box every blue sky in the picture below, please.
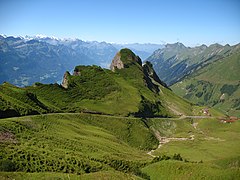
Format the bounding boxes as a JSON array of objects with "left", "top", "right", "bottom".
[{"left": 0, "top": 0, "right": 239, "bottom": 46}]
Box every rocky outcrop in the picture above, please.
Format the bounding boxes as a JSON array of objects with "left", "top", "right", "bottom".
[
  {"left": 110, "top": 48, "right": 142, "bottom": 71},
  {"left": 142, "top": 61, "right": 169, "bottom": 93},
  {"left": 110, "top": 52, "right": 124, "bottom": 71},
  {"left": 110, "top": 49, "right": 168, "bottom": 93},
  {"left": 73, "top": 68, "right": 81, "bottom": 76},
  {"left": 62, "top": 68, "right": 81, "bottom": 88},
  {"left": 143, "top": 61, "right": 169, "bottom": 89},
  {"left": 61, "top": 71, "right": 70, "bottom": 89}
]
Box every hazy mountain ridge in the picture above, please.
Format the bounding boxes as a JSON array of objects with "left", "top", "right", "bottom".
[{"left": 147, "top": 42, "right": 240, "bottom": 116}]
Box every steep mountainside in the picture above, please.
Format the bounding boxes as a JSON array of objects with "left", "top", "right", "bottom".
[
  {"left": 0, "top": 49, "right": 193, "bottom": 118},
  {"left": 171, "top": 52, "right": 240, "bottom": 116},
  {"left": 147, "top": 42, "right": 240, "bottom": 86}
]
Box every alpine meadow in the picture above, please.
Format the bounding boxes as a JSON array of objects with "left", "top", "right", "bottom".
[{"left": 0, "top": 0, "right": 240, "bottom": 179}]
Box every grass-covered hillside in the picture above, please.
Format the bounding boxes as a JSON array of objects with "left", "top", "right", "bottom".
[
  {"left": 0, "top": 114, "right": 154, "bottom": 179},
  {"left": 0, "top": 49, "right": 193, "bottom": 118},
  {"left": 1, "top": 114, "right": 239, "bottom": 179},
  {"left": 172, "top": 52, "right": 240, "bottom": 117}
]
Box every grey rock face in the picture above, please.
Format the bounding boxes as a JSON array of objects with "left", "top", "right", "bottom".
[{"left": 110, "top": 52, "right": 124, "bottom": 71}]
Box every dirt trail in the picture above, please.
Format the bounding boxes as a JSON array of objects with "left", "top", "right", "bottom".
[
  {"left": 180, "top": 115, "right": 213, "bottom": 119},
  {"left": 147, "top": 118, "right": 225, "bottom": 157},
  {"left": 192, "top": 122, "right": 198, "bottom": 129},
  {"left": 147, "top": 127, "right": 195, "bottom": 157}
]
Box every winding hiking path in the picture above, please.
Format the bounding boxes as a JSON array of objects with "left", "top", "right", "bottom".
[
  {"left": 147, "top": 135, "right": 195, "bottom": 157},
  {"left": 179, "top": 115, "right": 213, "bottom": 119},
  {"left": 147, "top": 127, "right": 195, "bottom": 157},
  {"left": 147, "top": 116, "right": 224, "bottom": 157}
]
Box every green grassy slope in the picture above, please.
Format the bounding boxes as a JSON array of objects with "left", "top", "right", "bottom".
[
  {"left": 0, "top": 171, "right": 143, "bottom": 180},
  {"left": 1, "top": 114, "right": 239, "bottom": 179},
  {"left": 0, "top": 49, "right": 194, "bottom": 118},
  {"left": 142, "top": 160, "right": 240, "bottom": 180},
  {"left": 142, "top": 117, "right": 240, "bottom": 179},
  {"left": 0, "top": 82, "right": 49, "bottom": 117},
  {"left": 172, "top": 52, "right": 240, "bottom": 116},
  {"left": 149, "top": 117, "right": 240, "bottom": 161},
  {"left": 0, "top": 113, "right": 155, "bottom": 179}
]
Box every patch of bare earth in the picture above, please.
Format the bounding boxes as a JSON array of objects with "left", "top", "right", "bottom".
[
  {"left": 0, "top": 131, "right": 17, "bottom": 143},
  {"left": 147, "top": 127, "right": 195, "bottom": 157}
]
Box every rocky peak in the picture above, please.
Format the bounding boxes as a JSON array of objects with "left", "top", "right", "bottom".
[
  {"left": 73, "top": 67, "right": 81, "bottom": 76},
  {"left": 110, "top": 48, "right": 142, "bottom": 71},
  {"left": 209, "top": 43, "right": 223, "bottom": 49},
  {"left": 110, "top": 52, "right": 124, "bottom": 71},
  {"left": 61, "top": 71, "right": 70, "bottom": 89},
  {"left": 198, "top": 44, "right": 207, "bottom": 49},
  {"left": 165, "top": 42, "right": 186, "bottom": 49}
]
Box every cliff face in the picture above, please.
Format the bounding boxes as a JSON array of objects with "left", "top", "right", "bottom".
[
  {"left": 109, "top": 49, "right": 169, "bottom": 94},
  {"left": 62, "top": 67, "right": 82, "bottom": 89},
  {"left": 142, "top": 61, "right": 169, "bottom": 89},
  {"left": 73, "top": 68, "right": 81, "bottom": 76},
  {"left": 61, "top": 71, "right": 70, "bottom": 89},
  {"left": 110, "top": 52, "right": 124, "bottom": 71},
  {"left": 110, "top": 48, "right": 142, "bottom": 71}
]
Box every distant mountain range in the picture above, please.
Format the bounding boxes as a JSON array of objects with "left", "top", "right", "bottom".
[
  {"left": 0, "top": 35, "right": 163, "bottom": 86},
  {"left": 171, "top": 52, "right": 240, "bottom": 116},
  {"left": 147, "top": 42, "right": 240, "bottom": 86},
  {"left": 147, "top": 42, "right": 240, "bottom": 116}
]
